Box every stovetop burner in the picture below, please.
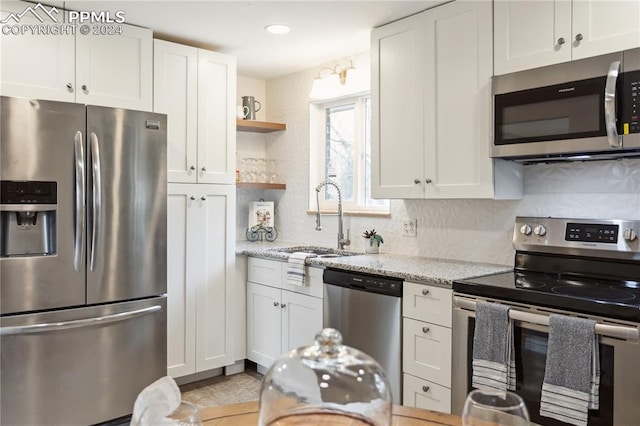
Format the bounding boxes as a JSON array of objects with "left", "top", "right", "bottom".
[
  {"left": 550, "top": 285, "right": 637, "bottom": 302},
  {"left": 514, "top": 275, "right": 546, "bottom": 289},
  {"left": 454, "top": 271, "right": 640, "bottom": 322}
]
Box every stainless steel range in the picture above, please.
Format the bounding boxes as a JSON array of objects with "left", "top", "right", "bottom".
[{"left": 452, "top": 217, "right": 640, "bottom": 426}]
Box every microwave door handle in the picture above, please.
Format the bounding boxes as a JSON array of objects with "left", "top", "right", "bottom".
[
  {"left": 73, "top": 131, "right": 86, "bottom": 272},
  {"left": 604, "top": 60, "right": 621, "bottom": 148},
  {"left": 89, "top": 132, "right": 102, "bottom": 271}
]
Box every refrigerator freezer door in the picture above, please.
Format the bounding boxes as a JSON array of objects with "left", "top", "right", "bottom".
[
  {"left": 0, "top": 296, "right": 167, "bottom": 425},
  {"left": 86, "top": 106, "right": 167, "bottom": 303},
  {"left": 0, "top": 97, "right": 86, "bottom": 314}
]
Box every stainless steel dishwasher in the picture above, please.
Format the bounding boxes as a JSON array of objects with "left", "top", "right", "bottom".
[{"left": 323, "top": 268, "right": 403, "bottom": 404}]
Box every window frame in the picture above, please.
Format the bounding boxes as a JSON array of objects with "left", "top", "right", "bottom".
[{"left": 309, "top": 94, "right": 389, "bottom": 215}]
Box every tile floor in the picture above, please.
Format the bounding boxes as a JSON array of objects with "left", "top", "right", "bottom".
[{"left": 180, "top": 362, "right": 263, "bottom": 409}]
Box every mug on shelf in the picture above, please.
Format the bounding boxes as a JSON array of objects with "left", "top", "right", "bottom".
[{"left": 241, "top": 96, "right": 262, "bottom": 120}]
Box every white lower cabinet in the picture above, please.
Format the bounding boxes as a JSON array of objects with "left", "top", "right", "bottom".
[
  {"left": 402, "top": 281, "right": 453, "bottom": 413},
  {"left": 403, "top": 318, "right": 452, "bottom": 387},
  {"left": 403, "top": 373, "right": 451, "bottom": 413},
  {"left": 246, "top": 257, "right": 323, "bottom": 370},
  {"left": 167, "top": 184, "right": 235, "bottom": 378}
]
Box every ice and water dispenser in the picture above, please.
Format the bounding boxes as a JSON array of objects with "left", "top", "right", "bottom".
[{"left": 0, "top": 181, "right": 57, "bottom": 257}]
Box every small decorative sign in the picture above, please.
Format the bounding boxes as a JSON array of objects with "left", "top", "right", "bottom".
[
  {"left": 246, "top": 201, "right": 277, "bottom": 241},
  {"left": 249, "top": 201, "right": 274, "bottom": 229}
]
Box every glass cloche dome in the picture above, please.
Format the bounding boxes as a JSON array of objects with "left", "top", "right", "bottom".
[{"left": 258, "top": 328, "right": 392, "bottom": 426}]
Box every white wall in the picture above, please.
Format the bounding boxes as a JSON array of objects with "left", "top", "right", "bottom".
[{"left": 237, "top": 55, "right": 640, "bottom": 267}]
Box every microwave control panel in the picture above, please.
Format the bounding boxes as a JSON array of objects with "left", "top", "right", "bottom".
[{"left": 622, "top": 70, "right": 639, "bottom": 134}]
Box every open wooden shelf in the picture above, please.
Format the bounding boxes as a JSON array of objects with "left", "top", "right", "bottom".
[
  {"left": 236, "top": 119, "right": 286, "bottom": 133},
  {"left": 236, "top": 182, "right": 286, "bottom": 190}
]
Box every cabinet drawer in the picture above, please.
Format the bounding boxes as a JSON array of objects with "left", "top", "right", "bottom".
[
  {"left": 281, "top": 265, "right": 323, "bottom": 298},
  {"left": 403, "top": 317, "right": 452, "bottom": 387},
  {"left": 403, "top": 282, "right": 452, "bottom": 327},
  {"left": 248, "top": 257, "right": 282, "bottom": 288},
  {"left": 403, "top": 373, "right": 451, "bottom": 414}
]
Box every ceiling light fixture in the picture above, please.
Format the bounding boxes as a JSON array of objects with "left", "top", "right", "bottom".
[
  {"left": 265, "top": 24, "right": 290, "bottom": 34},
  {"left": 309, "top": 60, "right": 357, "bottom": 100}
]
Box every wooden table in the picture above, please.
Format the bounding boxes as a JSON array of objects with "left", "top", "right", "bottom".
[{"left": 200, "top": 401, "right": 462, "bottom": 425}]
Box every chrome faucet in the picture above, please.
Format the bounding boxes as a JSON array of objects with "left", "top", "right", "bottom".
[{"left": 315, "top": 180, "right": 350, "bottom": 250}]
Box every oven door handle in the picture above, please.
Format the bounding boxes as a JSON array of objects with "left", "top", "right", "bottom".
[{"left": 454, "top": 296, "right": 639, "bottom": 341}]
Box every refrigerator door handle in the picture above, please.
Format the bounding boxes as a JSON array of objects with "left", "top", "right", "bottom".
[
  {"left": 89, "top": 132, "right": 102, "bottom": 271},
  {"left": 73, "top": 131, "right": 86, "bottom": 272},
  {"left": 0, "top": 305, "right": 162, "bottom": 336}
]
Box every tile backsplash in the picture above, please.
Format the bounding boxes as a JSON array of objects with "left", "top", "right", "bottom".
[{"left": 236, "top": 56, "right": 640, "bottom": 266}]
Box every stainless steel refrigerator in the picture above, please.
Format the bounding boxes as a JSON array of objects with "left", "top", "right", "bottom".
[{"left": 0, "top": 96, "right": 167, "bottom": 425}]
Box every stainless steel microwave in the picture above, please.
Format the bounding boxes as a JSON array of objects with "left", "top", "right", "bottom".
[{"left": 492, "top": 48, "right": 640, "bottom": 162}]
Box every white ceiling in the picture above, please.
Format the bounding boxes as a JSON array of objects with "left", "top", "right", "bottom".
[{"left": 49, "top": 1, "right": 444, "bottom": 80}]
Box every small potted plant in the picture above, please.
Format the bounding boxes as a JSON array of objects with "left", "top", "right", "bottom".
[{"left": 362, "top": 229, "right": 384, "bottom": 254}]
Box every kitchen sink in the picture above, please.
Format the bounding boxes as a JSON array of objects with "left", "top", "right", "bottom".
[{"left": 270, "top": 246, "right": 361, "bottom": 258}]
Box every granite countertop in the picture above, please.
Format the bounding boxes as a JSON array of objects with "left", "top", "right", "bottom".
[{"left": 236, "top": 240, "right": 511, "bottom": 288}]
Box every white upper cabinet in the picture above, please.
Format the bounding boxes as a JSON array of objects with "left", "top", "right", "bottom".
[
  {"left": 154, "top": 40, "right": 236, "bottom": 184},
  {"left": 0, "top": 4, "right": 75, "bottom": 102},
  {"left": 371, "top": 12, "right": 425, "bottom": 199},
  {"left": 197, "top": 50, "right": 236, "bottom": 184},
  {"left": 494, "top": 0, "right": 571, "bottom": 75},
  {"left": 154, "top": 40, "right": 199, "bottom": 183},
  {"left": 495, "top": 0, "right": 640, "bottom": 75},
  {"left": 0, "top": 1, "right": 152, "bottom": 110},
  {"left": 372, "top": 0, "right": 522, "bottom": 200},
  {"left": 76, "top": 24, "right": 152, "bottom": 111},
  {"left": 423, "top": 1, "right": 496, "bottom": 199},
  {"left": 571, "top": 0, "right": 640, "bottom": 60}
]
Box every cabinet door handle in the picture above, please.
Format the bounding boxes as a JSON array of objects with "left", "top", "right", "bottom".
[
  {"left": 66, "top": 83, "right": 74, "bottom": 91},
  {"left": 575, "top": 33, "right": 583, "bottom": 42},
  {"left": 557, "top": 37, "right": 565, "bottom": 45},
  {"left": 414, "top": 178, "right": 421, "bottom": 184},
  {"left": 81, "top": 84, "right": 88, "bottom": 92},
  {"left": 425, "top": 178, "right": 433, "bottom": 184},
  {"left": 281, "top": 304, "right": 287, "bottom": 309},
  {"left": 190, "top": 196, "right": 196, "bottom": 201},
  {"left": 422, "top": 385, "right": 430, "bottom": 393},
  {"left": 273, "top": 302, "right": 279, "bottom": 307},
  {"left": 190, "top": 165, "right": 196, "bottom": 171},
  {"left": 421, "top": 289, "right": 430, "bottom": 296},
  {"left": 422, "top": 327, "right": 430, "bottom": 334},
  {"left": 201, "top": 166, "right": 207, "bottom": 172},
  {"left": 201, "top": 196, "right": 206, "bottom": 201}
]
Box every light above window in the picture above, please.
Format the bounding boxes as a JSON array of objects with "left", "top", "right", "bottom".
[
  {"left": 265, "top": 24, "right": 290, "bottom": 34},
  {"left": 309, "top": 60, "right": 361, "bottom": 100}
]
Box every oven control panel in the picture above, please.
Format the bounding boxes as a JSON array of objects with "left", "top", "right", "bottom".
[
  {"left": 565, "top": 223, "right": 619, "bottom": 244},
  {"left": 513, "top": 217, "right": 640, "bottom": 260}
]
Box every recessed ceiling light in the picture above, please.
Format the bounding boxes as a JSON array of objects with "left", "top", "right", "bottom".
[{"left": 265, "top": 24, "right": 290, "bottom": 35}]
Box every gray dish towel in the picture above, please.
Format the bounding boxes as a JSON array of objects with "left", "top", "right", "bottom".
[
  {"left": 286, "top": 252, "right": 316, "bottom": 287},
  {"left": 540, "top": 314, "right": 600, "bottom": 426},
  {"left": 472, "top": 302, "right": 516, "bottom": 392}
]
